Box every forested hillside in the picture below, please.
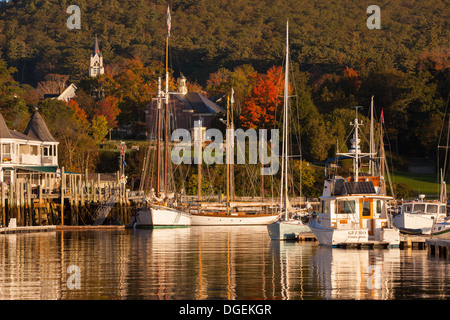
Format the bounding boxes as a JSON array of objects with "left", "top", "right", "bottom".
[{"left": 0, "top": 0, "right": 449, "bottom": 189}]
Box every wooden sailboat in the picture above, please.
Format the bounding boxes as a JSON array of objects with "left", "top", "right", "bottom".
[
  {"left": 267, "top": 21, "right": 311, "bottom": 240},
  {"left": 190, "top": 87, "right": 278, "bottom": 226},
  {"left": 133, "top": 6, "right": 191, "bottom": 228}
]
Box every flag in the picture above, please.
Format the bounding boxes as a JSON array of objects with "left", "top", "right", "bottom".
[
  {"left": 167, "top": 5, "right": 171, "bottom": 37},
  {"left": 381, "top": 109, "right": 384, "bottom": 124}
]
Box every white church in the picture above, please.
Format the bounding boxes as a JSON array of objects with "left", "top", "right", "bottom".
[{"left": 89, "top": 35, "right": 104, "bottom": 77}]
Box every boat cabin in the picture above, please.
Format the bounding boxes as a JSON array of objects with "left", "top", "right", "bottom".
[
  {"left": 402, "top": 202, "right": 446, "bottom": 215},
  {"left": 318, "top": 175, "right": 392, "bottom": 239}
]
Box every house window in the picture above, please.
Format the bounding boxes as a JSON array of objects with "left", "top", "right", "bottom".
[{"left": 31, "top": 145, "right": 38, "bottom": 155}]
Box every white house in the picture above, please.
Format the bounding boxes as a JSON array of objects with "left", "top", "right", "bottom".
[{"left": 0, "top": 110, "right": 59, "bottom": 183}]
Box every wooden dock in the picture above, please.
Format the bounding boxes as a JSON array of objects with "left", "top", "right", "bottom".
[
  {"left": 295, "top": 232, "right": 317, "bottom": 242},
  {"left": 293, "top": 233, "right": 431, "bottom": 249},
  {"left": 55, "top": 225, "right": 125, "bottom": 231},
  {"left": 426, "top": 238, "right": 450, "bottom": 259},
  {"left": 399, "top": 234, "right": 428, "bottom": 249},
  {"left": 0, "top": 225, "right": 56, "bottom": 234}
]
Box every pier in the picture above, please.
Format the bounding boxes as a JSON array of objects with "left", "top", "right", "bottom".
[
  {"left": 426, "top": 238, "right": 450, "bottom": 259},
  {"left": 0, "top": 167, "right": 144, "bottom": 229}
]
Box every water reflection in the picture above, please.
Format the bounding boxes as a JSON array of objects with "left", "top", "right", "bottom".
[{"left": 0, "top": 227, "right": 448, "bottom": 299}]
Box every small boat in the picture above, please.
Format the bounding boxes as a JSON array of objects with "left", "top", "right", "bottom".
[
  {"left": 267, "top": 21, "right": 310, "bottom": 240},
  {"left": 308, "top": 104, "right": 400, "bottom": 248},
  {"left": 392, "top": 195, "right": 447, "bottom": 235},
  {"left": 431, "top": 217, "right": 450, "bottom": 239}
]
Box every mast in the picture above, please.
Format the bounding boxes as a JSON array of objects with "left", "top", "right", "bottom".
[
  {"left": 156, "top": 77, "right": 162, "bottom": 198},
  {"left": 164, "top": 33, "right": 169, "bottom": 198},
  {"left": 281, "top": 20, "right": 289, "bottom": 220},
  {"left": 164, "top": 5, "right": 171, "bottom": 200},
  {"left": 369, "top": 96, "right": 375, "bottom": 175},
  {"left": 226, "top": 96, "right": 230, "bottom": 215},
  {"left": 337, "top": 106, "right": 374, "bottom": 182}
]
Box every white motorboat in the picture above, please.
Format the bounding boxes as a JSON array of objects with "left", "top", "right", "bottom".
[
  {"left": 308, "top": 104, "right": 400, "bottom": 247},
  {"left": 393, "top": 196, "right": 447, "bottom": 235},
  {"left": 431, "top": 216, "right": 450, "bottom": 239}
]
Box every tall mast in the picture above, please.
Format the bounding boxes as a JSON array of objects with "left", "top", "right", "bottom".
[
  {"left": 226, "top": 96, "right": 230, "bottom": 215},
  {"left": 156, "top": 77, "right": 162, "bottom": 198},
  {"left": 282, "top": 20, "right": 289, "bottom": 220},
  {"left": 369, "top": 96, "right": 374, "bottom": 175},
  {"left": 164, "top": 6, "right": 171, "bottom": 199}
]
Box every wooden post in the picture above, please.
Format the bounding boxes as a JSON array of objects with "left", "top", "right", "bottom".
[
  {"left": 15, "top": 178, "right": 20, "bottom": 226},
  {"left": 61, "top": 166, "right": 65, "bottom": 226},
  {"left": 38, "top": 184, "right": 42, "bottom": 226},
  {"left": 1, "top": 182, "right": 5, "bottom": 228},
  {"left": 26, "top": 183, "right": 32, "bottom": 226}
]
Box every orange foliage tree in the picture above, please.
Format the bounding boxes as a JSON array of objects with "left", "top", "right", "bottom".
[{"left": 240, "top": 66, "right": 284, "bottom": 129}]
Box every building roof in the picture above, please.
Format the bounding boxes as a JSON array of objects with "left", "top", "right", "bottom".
[
  {"left": 0, "top": 113, "right": 13, "bottom": 139},
  {"left": 173, "top": 92, "right": 225, "bottom": 114},
  {"left": 24, "top": 111, "right": 57, "bottom": 142},
  {"left": 55, "top": 83, "right": 77, "bottom": 102},
  {"left": 9, "top": 129, "right": 40, "bottom": 141}
]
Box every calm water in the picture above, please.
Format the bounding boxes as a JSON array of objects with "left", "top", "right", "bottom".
[{"left": 0, "top": 226, "right": 448, "bottom": 300}]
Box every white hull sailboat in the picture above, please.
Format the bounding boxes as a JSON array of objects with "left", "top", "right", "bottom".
[
  {"left": 134, "top": 205, "right": 191, "bottom": 228},
  {"left": 267, "top": 219, "right": 311, "bottom": 240},
  {"left": 134, "top": 7, "right": 191, "bottom": 228},
  {"left": 308, "top": 102, "right": 400, "bottom": 247},
  {"left": 266, "top": 21, "right": 310, "bottom": 240}
]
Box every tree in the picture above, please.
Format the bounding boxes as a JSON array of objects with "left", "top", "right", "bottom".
[
  {"left": 95, "top": 96, "right": 120, "bottom": 129},
  {"left": 37, "top": 99, "right": 98, "bottom": 173},
  {"left": 240, "top": 66, "right": 284, "bottom": 129},
  {"left": 91, "top": 115, "right": 109, "bottom": 143},
  {"left": 0, "top": 58, "right": 29, "bottom": 130}
]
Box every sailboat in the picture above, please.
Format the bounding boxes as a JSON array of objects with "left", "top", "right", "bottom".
[
  {"left": 267, "top": 21, "right": 311, "bottom": 240},
  {"left": 133, "top": 6, "right": 191, "bottom": 228},
  {"left": 190, "top": 87, "right": 278, "bottom": 226},
  {"left": 308, "top": 105, "right": 400, "bottom": 247}
]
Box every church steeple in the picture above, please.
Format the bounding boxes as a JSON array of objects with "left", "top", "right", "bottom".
[
  {"left": 93, "top": 34, "right": 101, "bottom": 56},
  {"left": 89, "top": 34, "right": 104, "bottom": 77}
]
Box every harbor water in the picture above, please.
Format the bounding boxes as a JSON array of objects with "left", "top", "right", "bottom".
[{"left": 0, "top": 226, "right": 448, "bottom": 300}]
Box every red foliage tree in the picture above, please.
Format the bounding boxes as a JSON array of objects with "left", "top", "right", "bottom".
[
  {"left": 95, "top": 96, "right": 120, "bottom": 129},
  {"left": 240, "top": 66, "right": 284, "bottom": 129}
]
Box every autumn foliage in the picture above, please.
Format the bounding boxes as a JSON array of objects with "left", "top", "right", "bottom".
[{"left": 240, "top": 66, "right": 285, "bottom": 129}]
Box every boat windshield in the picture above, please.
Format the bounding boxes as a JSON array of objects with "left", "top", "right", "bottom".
[
  {"left": 440, "top": 205, "right": 446, "bottom": 214},
  {"left": 426, "top": 204, "right": 438, "bottom": 214},
  {"left": 412, "top": 203, "right": 426, "bottom": 213},
  {"left": 336, "top": 200, "right": 356, "bottom": 214},
  {"left": 403, "top": 204, "right": 412, "bottom": 212}
]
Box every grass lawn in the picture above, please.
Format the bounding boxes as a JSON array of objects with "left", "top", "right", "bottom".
[{"left": 391, "top": 170, "right": 441, "bottom": 197}]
